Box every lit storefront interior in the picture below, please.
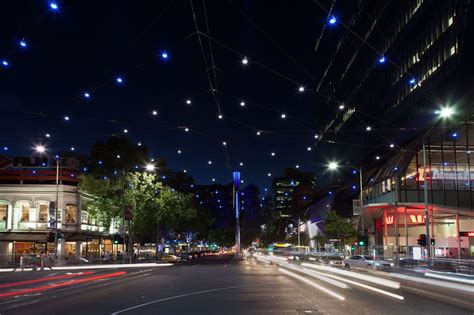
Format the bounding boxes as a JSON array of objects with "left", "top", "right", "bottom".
[{"left": 361, "top": 119, "right": 474, "bottom": 258}]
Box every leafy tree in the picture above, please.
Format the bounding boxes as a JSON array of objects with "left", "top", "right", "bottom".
[{"left": 321, "top": 210, "right": 357, "bottom": 249}]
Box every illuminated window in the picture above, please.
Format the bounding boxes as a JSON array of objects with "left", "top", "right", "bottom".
[
  {"left": 65, "top": 205, "right": 77, "bottom": 224},
  {"left": 38, "top": 205, "right": 48, "bottom": 223},
  {"left": 21, "top": 205, "right": 30, "bottom": 222},
  {"left": 0, "top": 205, "right": 7, "bottom": 227}
]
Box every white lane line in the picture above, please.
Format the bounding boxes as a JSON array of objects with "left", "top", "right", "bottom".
[
  {"left": 390, "top": 273, "right": 474, "bottom": 293},
  {"left": 279, "top": 268, "right": 345, "bottom": 301},
  {"left": 110, "top": 284, "right": 266, "bottom": 314},
  {"left": 279, "top": 263, "right": 348, "bottom": 289},
  {"left": 310, "top": 269, "right": 404, "bottom": 300},
  {"left": 301, "top": 263, "right": 400, "bottom": 289},
  {"left": 425, "top": 272, "right": 474, "bottom": 284}
]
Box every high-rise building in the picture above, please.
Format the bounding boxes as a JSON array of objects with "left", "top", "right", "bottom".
[
  {"left": 315, "top": 0, "right": 474, "bottom": 163},
  {"left": 272, "top": 169, "right": 317, "bottom": 218}
]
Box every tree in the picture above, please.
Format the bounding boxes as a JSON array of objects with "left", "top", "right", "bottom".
[{"left": 321, "top": 210, "right": 357, "bottom": 250}]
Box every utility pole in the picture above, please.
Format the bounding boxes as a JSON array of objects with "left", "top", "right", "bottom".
[{"left": 422, "top": 142, "right": 431, "bottom": 258}]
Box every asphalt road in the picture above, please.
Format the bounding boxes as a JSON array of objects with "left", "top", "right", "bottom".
[{"left": 0, "top": 254, "right": 473, "bottom": 314}]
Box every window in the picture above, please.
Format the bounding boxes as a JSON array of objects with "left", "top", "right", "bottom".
[
  {"left": 21, "top": 205, "right": 30, "bottom": 222},
  {"left": 65, "top": 205, "right": 77, "bottom": 224},
  {"left": 0, "top": 205, "right": 7, "bottom": 227},
  {"left": 38, "top": 205, "right": 48, "bottom": 223},
  {"left": 450, "top": 46, "right": 456, "bottom": 56}
]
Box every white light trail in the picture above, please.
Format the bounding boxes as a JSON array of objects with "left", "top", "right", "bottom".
[
  {"left": 279, "top": 268, "right": 345, "bottom": 301},
  {"left": 301, "top": 263, "right": 400, "bottom": 289}
]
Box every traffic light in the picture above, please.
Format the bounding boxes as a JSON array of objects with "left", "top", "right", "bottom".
[
  {"left": 113, "top": 234, "right": 123, "bottom": 244},
  {"left": 357, "top": 235, "right": 368, "bottom": 246},
  {"left": 431, "top": 239, "right": 436, "bottom": 246},
  {"left": 417, "top": 234, "right": 426, "bottom": 246}
]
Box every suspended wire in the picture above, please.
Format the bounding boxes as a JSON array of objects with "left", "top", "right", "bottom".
[{"left": 227, "top": 0, "right": 314, "bottom": 80}]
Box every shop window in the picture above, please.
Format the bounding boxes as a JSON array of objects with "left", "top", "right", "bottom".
[
  {"left": 65, "top": 205, "right": 77, "bottom": 224},
  {"left": 21, "top": 204, "right": 30, "bottom": 222},
  {"left": 38, "top": 204, "right": 48, "bottom": 223}
]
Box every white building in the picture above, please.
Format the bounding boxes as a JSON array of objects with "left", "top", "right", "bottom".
[{"left": 0, "top": 156, "right": 119, "bottom": 262}]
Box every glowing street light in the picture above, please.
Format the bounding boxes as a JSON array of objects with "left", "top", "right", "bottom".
[
  {"left": 35, "top": 145, "right": 46, "bottom": 153},
  {"left": 328, "top": 16, "right": 337, "bottom": 25},
  {"left": 84, "top": 92, "right": 91, "bottom": 99},
  {"left": 366, "top": 126, "right": 372, "bottom": 131},
  {"left": 242, "top": 57, "right": 248, "bottom": 65},
  {"left": 438, "top": 106, "right": 454, "bottom": 118},
  {"left": 378, "top": 56, "right": 386, "bottom": 64},
  {"left": 328, "top": 161, "right": 339, "bottom": 170},
  {"left": 161, "top": 51, "right": 169, "bottom": 60},
  {"left": 19, "top": 39, "right": 27, "bottom": 48},
  {"left": 240, "top": 101, "right": 245, "bottom": 107},
  {"left": 152, "top": 110, "right": 158, "bottom": 116},
  {"left": 145, "top": 164, "right": 156, "bottom": 172},
  {"left": 281, "top": 113, "right": 287, "bottom": 119},
  {"left": 186, "top": 99, "right": 191, "bottom": 105},
  {"left": 218, "top": 114, "right": 223, "bottom": 119},
  {"left": 1, "top": 60, "right": 9, "bottom": 67},
  {"left": 298, "top": 86, "right": 305, "bottom": 92},
  {"left": 116, "top": 77, "right": 123, "bottom": 84},
  {"left": 49, "top": 2, "right": 59, "bottom": 10}
]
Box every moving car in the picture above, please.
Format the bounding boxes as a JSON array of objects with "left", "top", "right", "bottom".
[
  {"left": 320, "top": 254, "right": 344, "bottom": 267},
  {"left": 162, "top": 254, "right": 181, "bottom": 262},
  {"left": 344, "top": 255, "right": 392, "bottom": 269}
]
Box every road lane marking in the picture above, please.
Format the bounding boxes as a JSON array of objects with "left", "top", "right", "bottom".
[
  {"left": 278, "top": 268, "right": 345, "bottom": 301},
  {"left": 309, "top": 270, "right": 404, "bottom": 300},
  {"left": 110, "top": 284, "right": 268, "bottom": 314},
  {"left": 301, "top": 263, "right": 400, "bottom": 289}
]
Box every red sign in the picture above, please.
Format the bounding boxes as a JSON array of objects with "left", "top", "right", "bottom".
[
  {"left": 409, "top": 214, "right": 425, "bottom": 224},
  {"left": 385, "top": 216, "right": 394, "bottom": 225}
]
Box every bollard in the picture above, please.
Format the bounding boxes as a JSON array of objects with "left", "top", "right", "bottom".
[{"left": 20, "top": 256, "right": 24, "bottom": 271}]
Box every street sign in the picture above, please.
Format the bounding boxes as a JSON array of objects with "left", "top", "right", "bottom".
[
  {"left": 413, "top": 247, "right": 422, "bottom": 260},
  {"left": 353, "top": 199, "right": 361, "bottom": 215},
  {"left": 329, "top": 239, "right": 341, "bottom": 242}
]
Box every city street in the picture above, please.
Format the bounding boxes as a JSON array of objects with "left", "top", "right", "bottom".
[{"left": 0, "top": 255, "right": 473, "bottom": 314}]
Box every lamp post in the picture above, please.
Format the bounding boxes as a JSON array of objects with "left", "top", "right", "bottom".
[
  {"left": 422, "top": 106, "right": 454, "bottom": 258},
  {"left": 35, "top": 145, "right": 60, "bottom": 260},
  {"left": 328, "top": 162, "right": 364, "bottom": 232}
]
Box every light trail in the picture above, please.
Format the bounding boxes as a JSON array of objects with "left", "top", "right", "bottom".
[
  {"left": 301, "top": 263, "right": 400, "bottom": 289},
  {"left": 278, "top": 268, "right": 345, "bottom": 301},
  {"left": 309, "top": 269, "right": 404, "bottom": 300},
  {"left": 279, "top": 263, "right": 347, "bottom": 289},
  {"left": 0, "top": 271, "right": 126, "bottom": 298},
  {"left": 0, "top": 271, "right": 94, "bottom": 289}
]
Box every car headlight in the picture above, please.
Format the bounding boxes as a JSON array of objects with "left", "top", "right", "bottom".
[
  {"left": 329, "top": 261, "right": 333, "bottom": 265},
  {"left": 390, "top": 263, "right": 394, "bottom": 266},
  {"left": 374, "top": 262, "right": 380, "bottom": 266}
]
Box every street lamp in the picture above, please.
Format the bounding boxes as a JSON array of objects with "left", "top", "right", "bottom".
[
  {"left": 422, "top": 106, "right": 455, "bottom": 258},
  {"left": 35, "top": 145, "right": 60, "bottom": 260},
  {"left": 327, "top": 161, "right": 365, "bottom": 239},
  {"left": 145, "top": 163, "right": 156, "bottom": 172}
]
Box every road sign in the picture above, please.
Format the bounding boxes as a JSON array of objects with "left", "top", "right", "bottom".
[{"left": 353, "top": 199, "right": 362, "bottom": 215}]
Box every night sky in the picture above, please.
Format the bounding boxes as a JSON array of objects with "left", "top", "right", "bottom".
[{"left": 1, "top": 1, "right": 345, "bottom": 190}]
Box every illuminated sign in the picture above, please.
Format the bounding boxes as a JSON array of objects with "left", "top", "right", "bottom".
[
  {"left": 385, "top": 216, "right": 394, "bottom": 225},
  {"left": 460, "top": 232, "right": 474, "bottom": 237},
  {"left": 409, "top": 214, "right": 425, "bottom": 224}
]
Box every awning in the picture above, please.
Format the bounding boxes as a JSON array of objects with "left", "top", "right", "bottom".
[{"left": 0, "top": 232, "right": 47, "bottom": 242}]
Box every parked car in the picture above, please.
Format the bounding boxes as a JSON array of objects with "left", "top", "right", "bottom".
[
  {"left": 178, "top": 252, "right": 194, "bottom": 260},
  {"left": 344, "top": 255, "right": 393, "bottom": 270}
]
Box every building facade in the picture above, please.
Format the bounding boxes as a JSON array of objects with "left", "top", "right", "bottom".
[
  {"left": 0, "top": 156, "right": 118, "bottom": 262},
  {"left": 361, "top": 121, "right": 474, "bottom": 258}
]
